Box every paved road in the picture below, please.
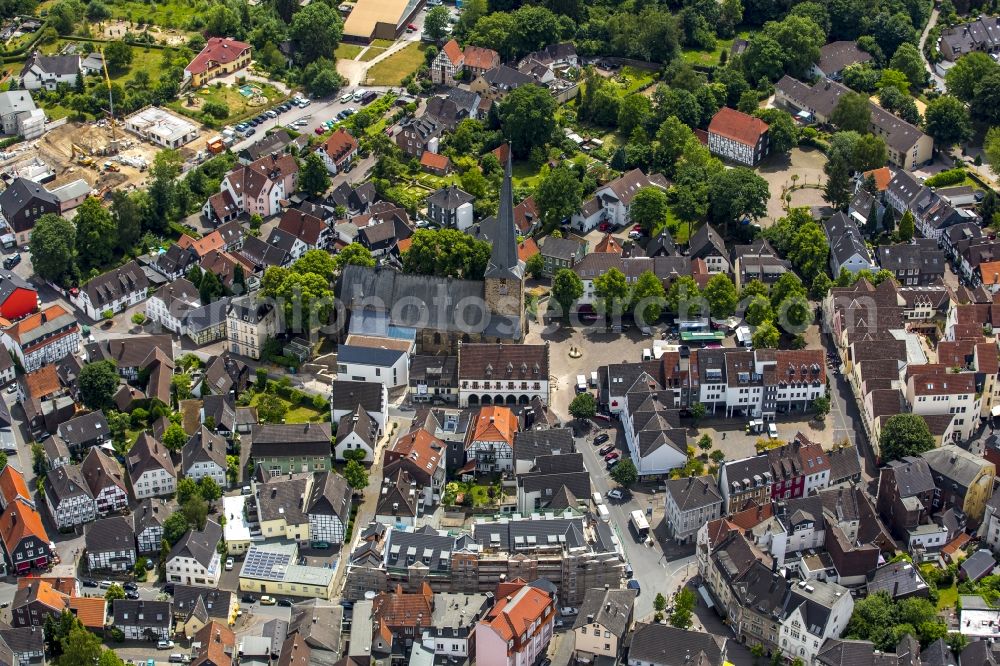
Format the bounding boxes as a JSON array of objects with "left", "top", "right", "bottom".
[
  {"left": 822, "top": 333, "right": 878, "bottom": 479},
  {"left": 919, "top": 7, "right": 945, "bottom": 91}
]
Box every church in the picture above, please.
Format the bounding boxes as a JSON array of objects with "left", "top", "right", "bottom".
[{"left": 337, "top": 157, "right": 527, "bottom": 354}]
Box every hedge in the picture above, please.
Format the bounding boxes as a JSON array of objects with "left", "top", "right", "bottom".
[{"left": 924, "top": 168, "right": 967, "bottom": 188}]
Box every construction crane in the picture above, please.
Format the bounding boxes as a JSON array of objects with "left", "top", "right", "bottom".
[{"left": 99, "top": 47, "right": 118, "bottom": 151}]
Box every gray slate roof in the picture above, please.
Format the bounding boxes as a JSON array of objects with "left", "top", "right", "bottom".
[
  {"left": 666, "top": 475, "right": 723, "bottom": 512},
  {"left": 628, "top": 623, "right": 723, "bottom": 666},
  {"left": 572, "top": 587, "right": 635, "bottom": 636},
  {"left": 85, "top": 515, "right": 134, "bottom": 553}
]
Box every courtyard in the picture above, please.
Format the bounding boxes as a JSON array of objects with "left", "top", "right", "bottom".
[{"left": 758, "top": 146, "right": 830, "bottom": 224}]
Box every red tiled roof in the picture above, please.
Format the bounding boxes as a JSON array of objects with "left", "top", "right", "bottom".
[
  {"left": 7, "top": 304, "right": 68, "bottom": 343},
  {"left": 419, "top": 151, "right": 450, "bottom": 171},
  {"left": 467, "top": 406, "right": 517, "bottom": 447},
  {"left": 492, "top": 143, "right": 510, "bottom": 165},
  {"left": 441, "top": 39, "right": 463, "bottom": 65},
  {"left": 977, "top": 342, "right": 1000, "bottom": 374},
  {"left": 517, "top": 237, "right": 539, "bottom": 262},
  {"left": 186, "top": 37, "right": 251, "bottom": 75},
  {"left": 0, "top": 466, "right": 30, "bottom": 506},
  {"left": 594, "top": 233, "right": 622, "bottom": 254},
  {"left": 863, "top": 167, "right": 892, "bottom": 192},
  {"left": 68, "top": 596, "right": 107, "bottom": 629},
  {"left": 179, "top": 231, "right": 225, "bottom": 258},
  {"left": 18, "top": 576, "right": 76, "bottom": 596},
  {"left": 480, "top": 582, "right": 552, "bottom": 644},
  {"left": 23, "top": 365, "right": 59, "bottom": 400},
  {"left": 320, "top": 129, "right": 359, "bottom": 164},
  {"left": 464, "top": 45, "right": 499, "bottom": 70},
  {"left": 0, "top": 499, "right": 48, "bottom": 554},
  {"left": 708, "top": 107, "right": 769, "bottom": 146}
]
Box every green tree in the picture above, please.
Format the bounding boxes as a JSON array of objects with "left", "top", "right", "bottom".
[
  {"left": 879, "top": 68, "right": 912, "bottom": 95},
  {"left": 534, "top": 166, "right": 583, "bottom": 230},
  {"left": 551, "top": 268, "right": 584, "bottom": 317},
  {"left": 831, "top": 92, "right": 871, "bottom": 133},
  {"left": 697, "top": 434, "right": 713, "bottom": 452},
  {"left": 526, "top": 253, "right": 544, "bottom": 279},
  {"left": 300, "top": 151, "right": 330, "bottom": 198},
  {"left": 708, "top": 168, "right": 769, "bottom": 229},
  {"left": 199, "top": 476, "right": 222, "bottom": 502},
  {"left": 762, "top": 14, "right": 826, "bottom": 78},
  {"left": 110, "top": 191, "right": 143, "bottom": 254},
  {"left": 256, "top": 393, "right": 288, "bottom": 423},
  {"left": 182, "top": 495, "right": 208, "bottom": 530},
  {"left": 498, "top": 85, "right": 556, "bottom": 157},
  {"left": 569, "top": 391, "right": 597, "bottom": 420},
  {"left": 985, "top": 127, "right": 1000, "bottom": 177},
  {"left": 654, "top": 592, "right": 667, "bottom": 612},
  {"left": 593, "top": 267, "right": 630, "bottom": 315},
  {"left": 104, "top": 583, "right": 125, "bottom": 602},
  {"left": 78, "top": 360, "right": 119, "bottom": 411},
  {"left": 752, "top": 320, "right": 780, "bottom": 348},
  {"left": 745, "top": 295, "right": 774, "bottom": 326},
  {"left": 972, "top": 69, "right": 1000, "bottom": 124},
  {"left": 670, "top": 587, "right": 696, "bottom": 629},
  {"left": 176, "top": 477, "right": 200, "bottom": 505},
  {"left": 163, "top": 512, "right": 190, "bottom": 545},
  {"left": 344, "top": 459, "right": 368, "bottom": 490},
  {"left": 334, "top": 242, "right": 376, "bottom": 271},
  {"left": 618, "top": 94, "right": 652, "bottom": 137},
  {"left": 667, "top": 276, "right": 703, "bottom": 318},
  {"left": 198, "top": 270, "right": 224, "bottom": 305},
  {"left": 30, "top": 214, "right": 77, "bottom": 286},
  {"left": 946, "top": 51, "right": 998, "bottom": 102},
  {"left": 812, "top": 395, "right": 831, "bottom": 419},
  {"left": 630, "top": 187, "right": 669, "bottom": 234},
  {"left": 290, "top": 2, "right": 343, "bottom": 63},
  {"left": 171, "top": 373, "right": 192, "bottom": 402},
  {"left": 691, "top": 402, "right": 707, "bottom": 423},
  {"left": 631, "top": 270, "right": 667, "bottom": 324},
  {"left": 703, "top": 273, "right": 738, "bottom": 319},
  {"left": 610, "top": 457, "right": 638, "bottom": 489},
  {"left": 889, "top": 43, "right": 926, "bottom": 90},
  {"left": 924, "top": 95, "right": 972, "bottom": 147},
  {"left": 57, "top": 625, "right": 103, "bottom": 666},
  {"left": 898, "top": 210, "right": 915, "bottom": 241},
  {"left": 879, "top": 413, "right": 934, "bottom": 462},
  {"left": 424, "top": 5, "right": 451, "bottom": 40},
  {"left": 162, "top": 423, "right": 187, "bottom": 452},
  {"left": 753, "top": 108, "right": 798, "bottom": 154},
  {"left": 402, "top": 229, "right": 492, "bottom": 279},
  {"left": 102, "top": 40, "right": 134, "bottom": 75}
]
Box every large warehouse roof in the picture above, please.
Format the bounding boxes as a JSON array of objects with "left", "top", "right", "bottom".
[{"left": 343, "top": 0, "right": 412, "bottom": 39}]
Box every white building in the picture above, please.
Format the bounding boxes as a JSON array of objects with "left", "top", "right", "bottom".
[
  {"left": 305, "top": 471, "right": 352, "bottom": 546},
  {"left": 226, "top": 296, "right": 278, "bottom": 360},
  {"left": 126, "top": 433, "right": 177, "bottom": 500},
  {"left": 165, "top": 520, "right": 222, "bottom": 588},
  {"left": 905, "top": 370, "right": 979, "bottom": 442},
  {"left": 19, "top": 52, "right": 80, "bottom": 91},
  {"left": 571, "top": 169, "right": 668, "bottom": 233},
  {"left": 181, "top": 427, "right": 228, "bottom": 489},
  {"left": 43, "top": 464, "right": 97, "bottom": 530},
  {"left": 330, "top": 379, "right": 389, "bottom": 435},
  {"left": 1, "top": 304, "right": 79, "bottom": 373},
  {"left": 124, "top": 107, "right": 200, "bottom": 149},
  {"left": 0, "top": 91, "right": 45, "bottom": 140},
  {"left": 778, "top": 580, "right": 853, "bottom": 664},
  {"left": 620, "top": 390, "right": 688, "bottom": 477},
  {"left": 707, "top": 107, "right": 770, "bottom": 166},
  {"left": 457, "top": 343, "right": 550, "bottom": 409},
  {"left": 145, "top": 278, "right": 200, "bottom": 334},
  {"left": 70, "top": 260, "right": 149, "bottom": 320},
  {"left": 315, "top": 129, "right": 358, "bottom": 175},
  {"left": 335, "top": 344, "right": 409, "bottom": 389}
]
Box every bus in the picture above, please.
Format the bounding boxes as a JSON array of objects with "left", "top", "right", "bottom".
[
  {"left": 629, "top": 510, "right": 650, "bottom": 540},
  {"left": 680, "top": 331, "right": 726, "bottom": 343}
]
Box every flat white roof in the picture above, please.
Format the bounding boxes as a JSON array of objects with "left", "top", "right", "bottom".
[
  {"left": 223, "top": 495, "right": 251, "bottom": 544},
  {"left": 960, "top": 608, "right": 1000, "bottom": 637},
  {"left": 125, "top": 106, "right": 199, "bottom": 143}
]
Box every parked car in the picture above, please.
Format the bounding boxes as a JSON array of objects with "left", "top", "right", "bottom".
[
  {"left": 241, "top": 593, "right": 256, "bottom": 603},
  {"left": 162, "top": 583, "right": 174, "bottom": 595},
  {"left": 607, "top": 488, "right": 624, "bottom": 500},
  {"left": 598, "top": 444, "right": 615, "bottom": 456},
  {"left": 244, "top": 128, "right": 256, "bottom": 137},
  {"left": 340, "top": 92, "right": 353, "bottom": 103},
  {"left": 225, "top": 557, "right": 234, "bottom": 571},
  {"left": 314, "top": 127, "right": 325, "bottom": 135},
  {"left": 157, "top": 641, "right": 174, "bottom": 650},
  {"left": 3, "top": 253, "right": 20, "bottom": 270},
  {"left": 81, "top": 579, "right": 98, "bottom": 588},
  {"left": 98, "top": 581, "right": 113, "bottom": 589},
  {"left": 145, "top": 559, "right": 155, "bottom": 570},
  {"left": 259, "top": 596, "right": 276, "bottom": 606},
  {"left": 627, "top": 579, "right": 641, "bottom": 594},
  {"left": 123, "top": 582, "right": 138, "bottom": 591},
  {"left": 598, "top": 222, "right": 612, "bottom": 232},
  {"left": 277, "top": 598, "right": 293, "bottom": 607},
  {"left": 604, "top": 451, "right": 620, "bottom": 462},
  {"left": 594, "top": 433, "right": 610, "bottom": 445},
  {"left": 559, "top": 607, "right": 578, "bottom": 616},
  {"left": 125, "top": 590, "right": 140, "bottom": 599},
  {"left": 606, "top": 458, "right": 619, "bottom": 469}
]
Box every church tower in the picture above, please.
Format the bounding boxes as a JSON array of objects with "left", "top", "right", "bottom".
[{"left": 483, "top": 153, "right": 526, "bottom": 338}]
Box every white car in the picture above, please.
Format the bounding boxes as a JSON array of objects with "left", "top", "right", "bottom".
[
  {"left": 225, "top": 557, "right": 234, "bottom": 571},
  {"left": 560, "top": 607, "right": 578, "bottom": 616},
  {"left": 607, "top": 489, "right": 624, "bottom": 501},
  {"left": 157, "top": 640, "right": 174, "bottom": 650},
  {"left": 340, "top": 92, "right": 353, "bottom": 103}
]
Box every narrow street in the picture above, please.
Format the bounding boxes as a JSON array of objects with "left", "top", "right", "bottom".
[{"left": 919, "top": 7, "right": 944, "bottom": 91}]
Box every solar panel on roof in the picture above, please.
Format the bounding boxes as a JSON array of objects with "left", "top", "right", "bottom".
[{"left": 241, "top": 547, "right": 291, "bottom": 581}]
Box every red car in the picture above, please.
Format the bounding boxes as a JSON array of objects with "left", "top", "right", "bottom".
[
  {"left": 408, "top": 23, "right": 417, "bottom": 30},
  {"left": 632, "top": 224, "right": 643, "bottom": 232},
  {"left": 598, "top": 222, "right": 612, "bottom": 232},
  {"left": 314, "top": 127, "right": 324, "bottom": 135},
  {"left": 604, "top": 451, "right": 620, "bottom": 462}
]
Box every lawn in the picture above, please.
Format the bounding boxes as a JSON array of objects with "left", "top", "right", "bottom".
[
  {"left": 370, "top": 39, "right": 395, "bottom": 49},
  {"left": 512, "top": 160, "right": 545, "bottom": 189},
  {"left": 103, "top": 0, "right": 200, "bottom": 29},
  {"left": 936, "top": 583, "right": 958, "bottom": 610},
  {"left": 109, "top": 45, "right": 171, "bottom": 85},
  {"left": 615, "top": 66, "right": 657, "bottom": 94},
  {"left": 335, "top": 42, "right": 363, "bottom": 60},
  {"left": 359, "top": 47, "right": 387, "bottom": 62},
  {"left": 249, "top": 392, "right": 326, "bottom": 424},
  {"left": 365, "top": 42, "right": 428, "bottom": 86},
  {"left": 168, "top": 81, "right": 288, "bottom": 124},
  {"left": 681, "top": 32, "right": 749, "bottom": 67}
]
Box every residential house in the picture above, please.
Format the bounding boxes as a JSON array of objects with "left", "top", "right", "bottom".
[
  {"left": 174, "top": 587, "right": 235, "bottom": 638},
  {"left": 688, "top": 223, "right": 730, "bottom": 274},
  {"left": 237, "top": 129, "right": 298, "bottom": 164},
  {"left": 620, "top": 389, "right": 688, "bottom": 478},
  {"left": 275, "top": 208, "right": 331, "bottom": 253},
  {"left": 134, "top": 499, "right": 168, "bottom": 554},
  {"left": 940, "top": 15, "right": 1000, "bottom": 60},
  {"left": 203, "top": 154, "right": 299, "bottom": 223},
  {"left": 718, "top": 436, "right": 831, "bottom": 513},
  {"left": 877, "top": 240, "right": 946, "bottom": 286},
  {"left": 253, "top": 474, "right": 310, "bottom": 543},
  {"left": 192, "top": 621, "right": 236, "bottom": 666},
  {"left": 572, "top": 588, "right": 636, "bottom": 664},
  {"left": 126, "top": 433, "right": 177, "bottom": 500},
  {"left": 408, "top": 355, "right": 458, "bottom": 405},
  {"left": 19, "top": 51, "right": 79, "bottom": 90},
  {"left": 306, "top": 471, "right": 352, "bottom": 546},
  {"left": 424, "top": 88, "right": 481, "bottom": 131},
  {"left": 824, "top": 211, "right": 877, "bottom": 275},
  {"left": 777, "top": 579, "right": 854, "bottom": 663},
  {"left": 374, "top": 468, "right": 419, "bottom": 527},
  {"left": 39, "top": 435, "right": 70, "bottom": 470},
  {"left": 539, "top": 236, "right": 586, "bottom": 277},
  {"left": 431, "top": 39, "right": 464, "bottom": 85},
  {"left": 71, "top": 260, "right": 149, "bottom": 320},
  {"left": 464, "top": 405, "right": 517, "bottom": 474},
  {"left": 0, "top": 177, "right": 59, "bottom": 244},
  {"left": 250, "top": 423, "right": 334, "bottom": 476},
  {"left": 664, "top": 475, "right": 724, "bottom": 544},
  {"left": 10, "top": 579, "right": 70, "bottom": 628},
  {"left": 114, "top": 599, "right": 172, "bottom": 640},
  {"left": 226, "top": 295, "right": 277, "bottom": 360},
  {"left": 866, "top": 561, "right": 930, "bottom": 600},
  {"left": 182, "top": 426, "right": 228, "bottom": 488},
  {"left": 0, "top": 90, "right": 44, "bottom": 140},
  {"left": 384, "top": 427, "right": 446, "bottom": 510},
  {"left": 85, "top": 515, "right": 136, "bottom": 572},
  {"left": 812, "top": 41, "right": 873, "bottom": 79},
  {"left": 1, "top": 303, "right": 79, "bottom": 373},
  {"left": 145, "top": 277, "right": 201, "bottom": 334},
  {"left": 357, "top": 216, "right": 413, "bottom": 258},
  {"left": 516, "top": 452, "right": 590, "bottom": 513},
  {"left": 626, "top": 624, "right": 724, "bottom": 666},
  {"left": 330, "top": 379, "right": 389, "bottom": 434},
  {"left": 166, "top": 520, "right": 223, "bottom": 588},
  {"left": 905, "top": 369, "right": 978, "bottom": 441},
  {"left": 419, "top": 151, "right": 451, "bottom": 176},
  {"left": 81, "top": 446, "right": 128, "bottom": 515},
  {"left": 316, "top": 129, "right": 359, "bottom": 175},
  {"left": 877, "top": 456, "right": 936, "bottom": 540},
  {"left": 469, "top": 65, "right": 533, "bottom": 102},
  {"left": 774, "top": 76, "right": 932, "bottom": 170},
  {"left": 43, "top": 464, "right": 96, "bottom": 530},
  {"left": 571, "top": 169, "right": 669, "bottom": 234},
  {"left": 707, "top": 107, "right": 770, "bottom": 166},
  {"left": 476, "top": 580, "right": 555, "bottom": 666},
  {"left": 463, "top": 45, "right": 500, "bottom": 77},
  {"left": 922, "top": 445, "right": 996, "bottom": 524},
  {"left": 426, "top": 185, "right": 474, "bottom": 232},
  {"left": 396, "top": 116, "right": 441, "bottom": 159},
  {"left": 57, "top": 410, "right": 109, "bottom": 452},
  {"left": 0, "top": 499, "right": 50, "bottom": 573},
  {"left": 334, "top": 405, "right": 377, "bottom": 463},
  {"left": 732, "top": 239, "right": 791, "bottom": 289},
  {"left": 184, "top": 37, "right": 251, "bottom": 87}
]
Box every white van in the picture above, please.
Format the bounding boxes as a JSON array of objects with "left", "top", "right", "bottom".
[
  {"left": 768, "top": 422, "right": 779, "bottom": 440},
  {"left": 353, "top": 88, "right": 366, "bottom": 102},
  {"left": 576, "top": 375, "right": 587, "bottom": 392},
  {"left": 642, "top": 349, "right": 652, "bottom": 361},
  {"left": 597, "top": 504, "right": 610, "bottom": 522},
  {"left": 736, "top": 326, "right": 753, "bottom": 349},
  {"left": 593, "top": 492, "right": 604, "bottom": 506}
]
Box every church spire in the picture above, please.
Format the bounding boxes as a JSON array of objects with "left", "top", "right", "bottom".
[{"left": 485, "top": 151, "right": 524, "bottom": 281}]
